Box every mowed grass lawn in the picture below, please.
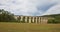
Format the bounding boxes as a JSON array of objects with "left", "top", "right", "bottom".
[{"left": 0, "top": 22, "right": 60, "bottom": 32}]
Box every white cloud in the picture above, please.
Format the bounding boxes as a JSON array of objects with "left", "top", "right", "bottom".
[
  {"left": 42, "top": 4, "right": 60, "bottom": 15},
  {"left": 42, "top": 0, "right": 60, "bottom": 15},
  {"left": 0, "top": 0, "right": 60, "bottom": 16},
  {"left": 0, "top": 0, "right": 40, "bottom": 16}
]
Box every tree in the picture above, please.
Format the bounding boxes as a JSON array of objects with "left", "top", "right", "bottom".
[{"left": 0, "top": 9, "right": 16, "bottom": 22}]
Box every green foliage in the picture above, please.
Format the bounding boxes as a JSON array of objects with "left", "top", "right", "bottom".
[
  {"left": 0, "top": 9, "right": 17, "bottom": 22},
  {"left": 47, "top": 14, "right": 60, "bottom": 24}
]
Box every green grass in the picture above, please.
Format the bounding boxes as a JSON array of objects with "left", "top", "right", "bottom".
[{"left": 0, "top": 22, "right": 60, "bottom": 32}]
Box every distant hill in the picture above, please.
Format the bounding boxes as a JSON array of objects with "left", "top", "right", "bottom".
[
  {"left": 42, "top": 14, "right": 60, "bottom": 17},
  {"left": 43, "top": 14, "right": 60, "bottom": 24}
]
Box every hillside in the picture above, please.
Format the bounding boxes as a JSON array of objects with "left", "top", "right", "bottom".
[
  {"left": 42, "top": 14, "right": 60, "bottom": 17},
  {"left": 43, "top": 14, "right": 60, "bottom": 23}
]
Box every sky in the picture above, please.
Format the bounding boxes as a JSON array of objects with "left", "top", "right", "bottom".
[{"left": 0, "top": 0, "right": 60, "bottom": 16}]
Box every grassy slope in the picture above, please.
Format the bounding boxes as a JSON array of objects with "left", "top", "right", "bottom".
[{"left": 0, "top": 22, "right": 60, "bottom": 32}]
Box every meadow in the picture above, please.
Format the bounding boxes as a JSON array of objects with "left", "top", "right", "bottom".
[{"left": 0, "top": 22, "right": 60, "bottom": 32}]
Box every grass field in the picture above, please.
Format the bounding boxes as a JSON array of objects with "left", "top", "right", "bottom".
[{"left": 0, "top": 22, "right": 60, "bottom": 32}]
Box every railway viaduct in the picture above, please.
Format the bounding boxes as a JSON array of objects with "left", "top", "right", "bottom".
[{"left": 14, "top": 15, "right": 51, "bottom": 24}]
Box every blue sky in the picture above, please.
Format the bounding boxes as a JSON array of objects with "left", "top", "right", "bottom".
[{"left": 0, "top": 0, "right": 60, "bottom": 16}]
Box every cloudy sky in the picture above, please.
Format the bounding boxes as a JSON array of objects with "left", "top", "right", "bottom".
[{"left": 0, "top": 0, "right": 60, "bottom": 16}]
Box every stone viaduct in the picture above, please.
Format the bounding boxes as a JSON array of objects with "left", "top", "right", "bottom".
[{"left": 14, "top": 15, "right": 50, "bottom": 24}]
